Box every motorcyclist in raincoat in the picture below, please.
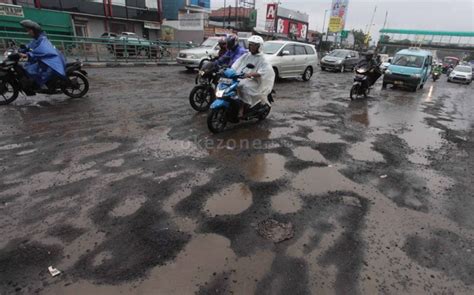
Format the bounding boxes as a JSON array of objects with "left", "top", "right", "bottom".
[
  {"left": 217, "top": 34, "right": 247, "bottom": 68},
  {"left": 18, "top": 20, "right": 66, "bottom": 90},
  {"left": 231, "top": 35, "right": 275, "bottom": 118}
]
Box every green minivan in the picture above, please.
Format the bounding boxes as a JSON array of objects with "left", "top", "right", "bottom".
[{"left": 383, "top": 48, "right": 433, "bottom": 91}]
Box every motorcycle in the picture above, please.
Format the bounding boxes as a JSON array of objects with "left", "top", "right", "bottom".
[
  {"left": 432, "top": 70, "right": 441, "bottom": 81},
  {"left": 189, "top": 60, "right": 220, "bottom": 112},
  {"left": 207, "top": 64, "right": 274, "bottom": 134},
  {"left": 0, "top": 44, "right": 89, "bottom": 105},
  {"left": 350, "top": 63, "right": 382, "bottom": 100}
]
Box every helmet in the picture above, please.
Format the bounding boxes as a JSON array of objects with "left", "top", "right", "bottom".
[
  {"left": 364, "top": 50, "right": 374, "bottom": 60},
  {"left": 20, "top": 19, "right": 42, "bottom": 33},
  {"left": 248, "top": 35, "right": 264, "bottom": 47},
  {"left": 218, "top": 36, "right": 226, "bottom": 45},
  {"left": 226, "top": 34, "right": 239, "bottom": 50}
]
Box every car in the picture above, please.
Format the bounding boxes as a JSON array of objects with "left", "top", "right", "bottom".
[
  {"left": 447, "top": 65, "right": 472, "bottom": 84},
  {"left": 380, "top": 55, "right": 393, "bottom": 73},
  {"left": 113, "top": 32, "right": 158, "bottom": 57},
  {"left": 262, "top": 41, "right": 318, "bottom": 81},
  {"left": 383, "top": 48, "right": 433, "bottom": 91},
  {"left": 442, "top": 56, "right": 460, "bottom": 73},
  {"left": 320, "top": 49, "right": 360, "bottom": 72},
  {"left": 176, "top": 37, "right": 248, "bottom": 70},
  {"left": 100, "top": 32, "right": 118, "bottom": 41}
]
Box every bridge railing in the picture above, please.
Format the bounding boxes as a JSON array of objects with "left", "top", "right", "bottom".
[{"left": 0, "top": 31, "right": 197, "bottom": 63}]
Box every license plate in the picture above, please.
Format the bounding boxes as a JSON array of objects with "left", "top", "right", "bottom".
[
  {"left": 394, "top": 81, "right": 403, "bottom": 85},
  {"left": 219, "top": 78, "right": 233, "bottom": 84}
]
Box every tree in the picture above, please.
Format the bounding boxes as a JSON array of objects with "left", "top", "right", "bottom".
[{"left": 352, "top": 29, "right": 366, "bottom": 48}]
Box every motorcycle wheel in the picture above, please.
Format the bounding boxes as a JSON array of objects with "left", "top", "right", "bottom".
[
  {"left": 258, "top": 105, "right": 271, "bottom": 121},
  {"left": 61, "top": 72, "right": 89, "bottom": 98},
  {"left": 350, "top": 85, "right": 357, "bottom": 100},
  {"left": 0, "top": 80, "right": 19, "bottom": 105},
  {"left": 207, "top": 108, "right": 227, "bottom": 133},
  {"left": 189, "top": 85, "right": 214, "bottom": 112}
]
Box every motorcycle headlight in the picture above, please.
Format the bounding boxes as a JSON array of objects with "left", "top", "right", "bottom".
[{"left": 216, "top": 89, "right": 225, "bottom": 98}]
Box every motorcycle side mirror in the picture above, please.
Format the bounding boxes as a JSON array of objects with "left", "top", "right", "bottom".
[{"left": 246, "top": 63, "right": 256, "bottom": 69}]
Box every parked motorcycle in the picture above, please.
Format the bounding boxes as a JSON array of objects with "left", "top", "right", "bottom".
[
  {"left": 350, "top": 63, "right": 382, "bottom": 100},
  {"left": 0, "top": 45, "right": 89, "bottom": 105},
  {"left": 189, "top": 60, "right": 220, "bottom": 112},
  {"left": 207, "top": 65, "right": 274, "bottom": 134}
]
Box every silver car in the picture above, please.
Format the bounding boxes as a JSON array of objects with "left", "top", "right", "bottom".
[
  {"left": 177, "top": 37, "right": 220, "bottom": 70},
  {"left": 263, "top": 41, "right": 319, "bottom": 81}
]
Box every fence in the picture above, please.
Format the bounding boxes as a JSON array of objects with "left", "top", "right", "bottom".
[{"left": 0, "top": 31, "right": 197, "bottom": 63}]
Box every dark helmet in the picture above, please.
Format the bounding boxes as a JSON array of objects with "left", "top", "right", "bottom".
[
  {"left": 364, "top": 50, "right": 374, "bottom": 60},
  {"left": 20, "top": 19, "right": 42, "bottom": 33},
  {"left": 226, "top": 34, "right": 239, "bottom": 50}
]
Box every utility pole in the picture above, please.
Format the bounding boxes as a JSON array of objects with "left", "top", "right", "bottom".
[
  {"left": 382, "top": 11, "right": 388, "bottom": 30},
  {"left": 319, "top": 9, "right": 328, "bottom": 52},
  {"left": 223, "top": 0, "right": 227, "bottom": 28}
]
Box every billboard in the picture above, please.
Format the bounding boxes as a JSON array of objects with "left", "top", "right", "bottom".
[
  {"left": 329, "top": 0, "right": 349, "bottom": 32},
  {"left": 277, "top": 19, "right": 308, "bottom": 39},
  {"left": 189, "top": 0, "right": 210, "bottom": 9},
  {"left": 265, "top": 3, "right": 277, "bottom": 33}
]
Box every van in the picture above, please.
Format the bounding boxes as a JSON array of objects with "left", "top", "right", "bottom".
[
  {"left": 263, "top": 41, "right": 318, "bottom": 81},
  {"left": 383, "top": 48, "right": 432, "bottom": 91}
]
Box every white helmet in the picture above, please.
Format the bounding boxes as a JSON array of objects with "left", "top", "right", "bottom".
[{"left": 248, "top": 35, "right": 264, "bottom": 47}]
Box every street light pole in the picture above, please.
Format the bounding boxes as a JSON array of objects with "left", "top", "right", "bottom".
[{"left": 319, "top": 9, "right": 328, "bottom": 52}]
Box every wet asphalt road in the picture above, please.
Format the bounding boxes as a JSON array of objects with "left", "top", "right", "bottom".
[{"left": 0, "top": 66, "right": 473, "bottom": 294}]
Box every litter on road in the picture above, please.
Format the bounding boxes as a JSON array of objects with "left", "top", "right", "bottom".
[
  {"left": 257, "top": 219, "right": 294, "bottom": 243},
  {"left": 48, "top": 266, "right": 61, "bottom": 277}
]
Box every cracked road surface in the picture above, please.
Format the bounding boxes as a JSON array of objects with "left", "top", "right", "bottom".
[{"left": 1, "top": 66, "right": 473, "bottom": 294}]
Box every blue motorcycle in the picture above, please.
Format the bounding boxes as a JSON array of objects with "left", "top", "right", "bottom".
[{"left": 207, "top": 64, "right": 274, "bottom": 133}]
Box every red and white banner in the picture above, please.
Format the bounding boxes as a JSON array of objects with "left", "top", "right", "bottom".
[
  {"left": 265, "top": 3, "right": 278, "bottom": 33},
  {"left": 277, "top": 18, "right": 308, "bottom": 39}
]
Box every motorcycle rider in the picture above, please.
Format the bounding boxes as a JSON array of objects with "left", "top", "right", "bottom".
[
  {"left": 217, "top": 34, "right": 247, "bottom": 68},
  {"left": 357, "top": 50, "right": 377, "bottom": 69},
  {"left": 231, "top": 35, "right": 275, "bottom": 118},
  {"left": 18, "top": 20, "right": 66, "bottom": 90}
]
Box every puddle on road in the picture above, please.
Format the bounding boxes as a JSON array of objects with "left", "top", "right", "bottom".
[
  {"left": 293, "top": 146, "right": 327, "bottom": 163},
  {"left": 92, "top": 250, "right": 113, "bottom": 267},
  {"left": 400, "top": 126, "right": 443, "bottom": 165},
  {"left": 204, "top": 183, "right": 253, "bottom": 216},
  {"left": 110, "top": 195, "right": 146, "bottom": 217},
  {"left": 271, "top": 191, "right": 302, "bottom": 214},
  {"left": 241, "top": 153, "right": 287, "bottom": 182},
  {"left": 308, "top": 127, "right": 344, "bottom": 143},
  {"left": 104, "top": 158, "right": 125, "bottom": 168},
  {"left": 348, "top": 140, "right": 385, "bottom": 162},
  {"left": 292, "top": 167, "right": 355, "bottom": 195},
  {"left": 269, "top": 126, "right": 298, "bottom": 139}
]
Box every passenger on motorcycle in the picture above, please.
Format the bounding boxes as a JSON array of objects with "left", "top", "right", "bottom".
[
  {"left": 217, "top": 34, "right": 247, "bottom": 68},
  {"left": 18, "top": 20, "right": 66, "bottom": 89},
  {"left": 217, "top": 37, "right": 227, "bottom": 59},
  {"left": 231, "top": 35, "right": 275, "bottom": 118}
]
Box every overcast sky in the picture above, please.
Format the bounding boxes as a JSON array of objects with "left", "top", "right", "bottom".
[{"left": 211, "top": 0, "right": 474, "bottom": 39}]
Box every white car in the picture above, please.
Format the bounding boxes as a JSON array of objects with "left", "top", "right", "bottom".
[
  {"left": 176, "top": 37, "right": 220, "bottom": 70},
  {"left": 447, "top": 65, "right": 472, "bottom": 84},
  {"left": 177, "top": 37, "right": 249, "bottom": 70},
  {"left": 263, "top": 41, "right": 318, "bottom": 81}
]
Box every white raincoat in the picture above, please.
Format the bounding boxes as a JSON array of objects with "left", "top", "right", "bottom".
[{"left": 231, "top": 52, "right": 275, "bottom": 107}]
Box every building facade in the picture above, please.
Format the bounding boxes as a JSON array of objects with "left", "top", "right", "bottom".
[{"left": 2, "top": 0, "right": 163, "bottom": 40}]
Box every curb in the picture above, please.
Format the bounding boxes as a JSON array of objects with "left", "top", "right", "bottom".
[{"left": 83, "top": 61, "right": 179, "bottom": 68}]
